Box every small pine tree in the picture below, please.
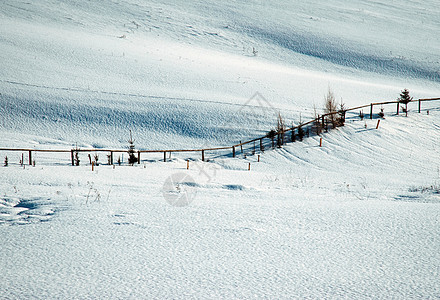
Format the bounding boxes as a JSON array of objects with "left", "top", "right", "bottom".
[
  {"left": 378, "top": 107, "right": 385, "bottom": 118},
  {"left": 267, "top": 129, "right": 276, "bottom": 148},
  {"left": 298, "top": 125, "right": 305, "bottom": 141},
  {"left": 398, "top": 88, "right": 412, "bottom": 117},
  {"left": 128, "top": 130, "right": 138, "bottom": 165},
  {"left": 4, "top": 156, "right": 8, "bottom": 167},
  {"left": 93, "top": 154, "right": 99, "bottom": 166},
  {"left": 338, "top": 99, "right": 346, "bottom": 126}
]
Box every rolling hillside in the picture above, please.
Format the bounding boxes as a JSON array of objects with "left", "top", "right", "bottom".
[{"left": 1, "top": 1, "right": 439, "bottom": 298}]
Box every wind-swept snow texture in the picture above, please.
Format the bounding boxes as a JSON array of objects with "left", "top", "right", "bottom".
[
  {"left": 1, "top": 111, "right": 440, "bottom": 299},
  {"left": 1, "top": 0, "right": 440, "bottom": 299},
  {"left": 1, "top": 0, "right": 440, "bottom": 149}
]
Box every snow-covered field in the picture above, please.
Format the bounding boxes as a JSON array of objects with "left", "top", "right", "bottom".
[{"left": 1, "top": 0, "right": 440, "bottom": 298}]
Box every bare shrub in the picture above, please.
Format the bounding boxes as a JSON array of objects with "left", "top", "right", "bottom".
[
  {"left": 313, "top": 105, "right": 322, "bottom": 135},
  {"left": 291, "top": 122, "right": 296, "bottom": 142},
  {"left": 324, "top": 88, "right": 338, "bottom": 128},
  {"left": 276, "top": 112, "right": 286, "bottom": 147},
  {"left": 73, "top": 144, "right": 80, "bottom": 166}
]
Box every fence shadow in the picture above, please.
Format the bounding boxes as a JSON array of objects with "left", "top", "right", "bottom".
[{"left": 1, "top": 97, "right": 439, "bottom": 166}]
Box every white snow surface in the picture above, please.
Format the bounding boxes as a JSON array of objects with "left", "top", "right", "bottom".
[{"left": 1, "top": 0, "right": 440, "bottom": 298}]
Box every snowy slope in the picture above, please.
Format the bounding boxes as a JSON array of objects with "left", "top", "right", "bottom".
[
  {"left": 1, "top": 0, "right": 440, "bottom": 149},
  {"left": 1, "top": 110, "right": 439, "bottom": 299},
  {"left": 1, "top": 0, "right": 440, "bottom": 298}
]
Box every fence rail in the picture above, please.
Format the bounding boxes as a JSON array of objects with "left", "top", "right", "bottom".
[{"left": 1, "top": 97, "right": 439, "bottom": 166}]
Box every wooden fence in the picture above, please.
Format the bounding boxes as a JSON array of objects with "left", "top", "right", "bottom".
[{"left": 1, "top": 97, "right": 439, "bottom": 166}]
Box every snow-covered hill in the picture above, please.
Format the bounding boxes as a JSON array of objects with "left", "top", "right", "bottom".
[
  {"left": 1, "top": 0, "right": 440, "bottom": 298},
  {"left": 1, "top": 109, "right": 439, "bottom": 299},
  {"left": 1, "top": 0, "right": 440, "bottom": 149}
]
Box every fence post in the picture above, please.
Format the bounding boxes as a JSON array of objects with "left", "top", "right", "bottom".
[
  {"left": 202, "top": 150, "right": 205, "bottom": 162},
  {"left": 71, "top": 150, "right": 74, "bottom": 166},
  {"left": 163, "top": 151, "right": 166, "bottom": 162},
  {"left": 240, "top": 142, "right": 243, "bottom": 154},
  {"left": 260, "top": 138, "right": 264, "bottom": 152},
  {"left": 137, "top": 151, "right": 140, "bottom": 164},
  {"left": 110, "top": 151, "right": 113, "bottom": 165},
  {"left": 418, "top": 100, "right": 421, "bottom": 113},
  {"left": 316, "top": 115, "right": 319, "bottom": 134},
  {"left": 29, "top": 150, "right": 32, "bottom": 165},
  {"left": 232, "top": 146, "right": 235, "bottom": 158},
  {"left": 396, "top": 102, "right": 400, "bottom": 115},
  {"left": 321, "top": 115, "right": 325, "bottom": 129},
  {"left": 370, "top": 103, "right": 373, "bottom": 119}
]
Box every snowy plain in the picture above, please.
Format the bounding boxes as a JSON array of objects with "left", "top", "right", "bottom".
[{"left": 1, "top": 0, "right": 440, "bottom": 298}]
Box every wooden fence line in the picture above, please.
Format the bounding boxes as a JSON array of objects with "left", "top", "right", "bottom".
[{"left": 1, "top": 97, "right": 439, "bottom": 166}]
